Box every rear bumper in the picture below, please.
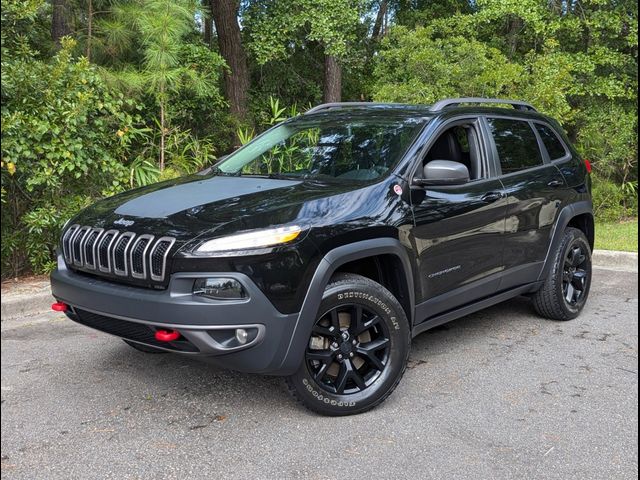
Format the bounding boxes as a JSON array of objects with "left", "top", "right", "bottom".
[{"left": 50, "top": 256, "right": 300, "bottom": 374}]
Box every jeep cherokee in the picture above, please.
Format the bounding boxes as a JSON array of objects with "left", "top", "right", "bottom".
[{"left": 51, "top": 97, "right": 594, "bottom": 416}]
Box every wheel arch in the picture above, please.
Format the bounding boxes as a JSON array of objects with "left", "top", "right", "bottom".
[
  {"left": 277, "top": 238, "right": 415, "bottom": 374},
  {"left": 539, "top": 200, "right": 594, "bottom": 281},
  {"left": 567, "top": 212, "right": 595, "bottom": 251}
]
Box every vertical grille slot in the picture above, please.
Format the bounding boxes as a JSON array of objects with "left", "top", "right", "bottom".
[
  {"left": 97, "top": 230, "right": 119, "bottom": 272},
  {"left": 112, "top": 232, "right": 136, "bottom": 276},
  {"left": 130, "top": 234, "right": 154, "bottom": 279},
  {"left": 81, "top": 228, "right": 103, "bottom": 270},
  {"left": 149, "top": 237, "right": 176, "bottom": 281},
  {"left": 72, "top": 226, "right": 91, "bottom": 266},
  {"left": 62, "top": 225, "right": 80, "bottom": 263}
]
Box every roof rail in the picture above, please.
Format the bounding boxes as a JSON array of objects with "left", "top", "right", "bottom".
[
  {"left": 429, "top": 97, "right": 536, "bottom": 112},
  {"left": 304, "top": 102, "right": 425, "bottom": 115},
  {"left": 305, "top": 102, "right": 374, "bottom": 114}
]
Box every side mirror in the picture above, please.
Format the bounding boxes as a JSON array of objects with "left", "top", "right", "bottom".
[{"left": 413, "top": 160, "right": 470, "bottom": 186}]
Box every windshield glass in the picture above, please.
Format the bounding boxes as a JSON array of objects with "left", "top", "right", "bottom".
[{"left": 216, "top": 116, "right": 427, "bottom": 182}]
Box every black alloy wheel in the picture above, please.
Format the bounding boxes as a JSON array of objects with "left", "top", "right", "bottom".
[
  {"left": 286, "top": 273, "right": 410, "bottom": 416},
  {"left": 306, "top": 304, "right": 391, "bottom": 395},
  {"left": 562, "top": 242, "right": 589, "bottom": 306}
]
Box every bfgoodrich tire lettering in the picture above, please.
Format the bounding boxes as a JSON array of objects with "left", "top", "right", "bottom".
[
  {"left": 533, "top": 227, "right": 592, "bottom": 321},
  {"left": 285, "top": 273, "right": 410, "bottom": 416}
]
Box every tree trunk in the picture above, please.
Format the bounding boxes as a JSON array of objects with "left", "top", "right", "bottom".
[
  {"left": 211, "top": 0, "right": 250, "bottom": 121},
  {"left": 372, "top": 0, "right": 387, "bottom": 39},
  {"left": 204, "top": 15, "right": 212, "bottom": 48},
  {"left": 51, "top": 0, "right": 71, "bottom": 47},
  {"left": 323, "top": 55, "right": 342, "bottom": 103},
  {"left": 86, "top": 0, "right": 93, "bottom": 60},
  {"left": 506, "top": 15, "right": 523, "bottom": 58}
]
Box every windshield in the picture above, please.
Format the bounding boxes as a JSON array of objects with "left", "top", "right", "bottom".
[{"left": 216, "top": 116, "right": 427, "bottom": 182}]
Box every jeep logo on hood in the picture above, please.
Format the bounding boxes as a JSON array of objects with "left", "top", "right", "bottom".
[{"left": 114, "top": 218, "right": 135, "bottom": 227}]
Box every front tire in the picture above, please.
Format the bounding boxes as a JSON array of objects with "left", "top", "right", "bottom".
[
  {"left": 533, "top": 227, "right": 592, "bottom": 321},
  {"left": 286, "top": 273, "right": 410, "bottom": 416}
]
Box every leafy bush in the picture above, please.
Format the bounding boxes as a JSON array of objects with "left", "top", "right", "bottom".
[
  {"left": 1, "top": 38, "right": 139, "bottom": 276},
  {"left": 592, "top": 176, "right": 638, "bottom": 223},
  {"left": 21, "top": 196, "right": 93, "bottom": 273}
]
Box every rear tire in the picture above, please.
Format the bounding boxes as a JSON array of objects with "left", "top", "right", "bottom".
[
  {"left": 285, "top": 273, "right": 411, "bottom": 416},
  {"left": 533, "top": 227, "right": 592, "bottom": 321},
  {"left": 123, "top": 339, "right": 168, "bottom": 354}
]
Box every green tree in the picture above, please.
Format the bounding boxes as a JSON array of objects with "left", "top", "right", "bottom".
[
  {"left": 373, "top": 0, "right": 637, "bottom": 213},
  {"left": 101, "top": 0, "right": 224, "bottom": 170},
  {"left": 246, "top": 0, "right": 364, "bottom": 102}
]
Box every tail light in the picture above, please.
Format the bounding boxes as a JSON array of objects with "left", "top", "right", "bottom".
[{"left": 584, "top": 158, "right": 592, "bottom": 173}]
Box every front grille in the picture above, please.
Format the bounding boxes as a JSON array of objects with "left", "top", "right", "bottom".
[
  {"left": 72, "top": 309, "right": 198, "bottom": 352},
  {"left": 62, "top": 224, "right": 176, "bottom": 284}
]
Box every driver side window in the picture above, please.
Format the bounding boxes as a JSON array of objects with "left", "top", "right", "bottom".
[{"left": 423, "top": 124, "right": 483, "bottom": 181}]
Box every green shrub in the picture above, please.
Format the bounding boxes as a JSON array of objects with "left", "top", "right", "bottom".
[
  {"left": 592, "top": 176, "right": 638, "bottom": 222},
  {"left": 21, "top": 196, "right": 93, "bottom": 274},
  {"left": 1, "top": 38, "right": 139, "bottom": 276}
]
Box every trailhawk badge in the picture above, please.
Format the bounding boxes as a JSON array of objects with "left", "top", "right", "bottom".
[{"left": 114, "top": 218, "right": 135, "bottom": 227}]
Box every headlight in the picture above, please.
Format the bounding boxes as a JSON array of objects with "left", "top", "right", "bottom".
[{"left": 195, "top": 225, "right": 303, "bottom": 254}]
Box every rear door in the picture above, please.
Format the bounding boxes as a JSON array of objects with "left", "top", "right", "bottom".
[{"left": 483, "top": 116, "right": 570, "bottom": 290}]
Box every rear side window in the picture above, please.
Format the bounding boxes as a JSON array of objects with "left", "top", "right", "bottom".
[
  {"left": 535, "top": 123, "right": 568, "bottom": 160},
  {"left": 487, "top": 118, "right": 543, "bottom": 174}
]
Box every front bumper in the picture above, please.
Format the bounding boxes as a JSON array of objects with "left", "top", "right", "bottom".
[{"left": 50, "top": 257, "right": 300, "bottom": 374}]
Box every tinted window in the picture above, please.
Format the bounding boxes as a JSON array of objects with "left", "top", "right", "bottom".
[
  {"left": 487, "top": 118, "right": 543, "bottom": 174},
  {"left": 535, "top": 123, "right": 567, "bottom": 160},
  {"left": 217, "top": 116, "right": 426, "bottom": 182}
]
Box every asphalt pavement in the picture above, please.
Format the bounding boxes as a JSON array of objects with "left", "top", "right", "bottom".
[{"left": 1, "top": 267, "right": 637, "bottom": 480}]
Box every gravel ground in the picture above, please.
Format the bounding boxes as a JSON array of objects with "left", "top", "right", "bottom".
[{"left": 1, "top": 267, "right": 637, "bottom": 480}]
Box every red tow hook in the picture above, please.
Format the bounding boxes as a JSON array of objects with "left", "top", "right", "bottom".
[
  {"left": 155, "top": 329, "right": 181, "bottom": 342},
  {"left": 51, "top": 302, "right": 68, "bottom": 312}
]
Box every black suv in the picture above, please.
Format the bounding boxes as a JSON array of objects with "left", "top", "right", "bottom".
[{"left": 51, "top": 98, "right": 594, "bottom": 415}]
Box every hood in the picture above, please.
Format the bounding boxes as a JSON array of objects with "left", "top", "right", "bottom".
[{"left": 69, "top": 174, "right": 367, "bottom": 243}]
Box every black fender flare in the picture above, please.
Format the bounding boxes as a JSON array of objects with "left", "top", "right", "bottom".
[
  {"left": 277, "top": 238, "right": 415, "bottom": 374},
  {"left": 538, "top": 199, "right": 594, "bottom": 281}
]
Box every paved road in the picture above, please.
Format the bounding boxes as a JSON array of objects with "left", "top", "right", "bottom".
[{"left": 2, "top": 268, "right": 637, "bottom": 480}]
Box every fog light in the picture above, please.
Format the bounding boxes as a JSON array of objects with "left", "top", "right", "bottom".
[
  {"left": 193, "top": 278, "right": 246, "bottom": 300},
  {"left": 235, "top": 328, "right": 248, "bottom": 345}
]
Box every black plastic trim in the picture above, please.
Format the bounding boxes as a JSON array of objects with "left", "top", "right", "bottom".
[
  {"left": 538, "top": 200, "right": 593, "bottom": 281},
  {"left": 277, "top": 237, "right": 415, "bottom": 374},
  {"left": 50, "top": 255, "right": 299, "bottom": 374},
  {"left": 412, "top": 282, "right": 542, "bottom": 337}
]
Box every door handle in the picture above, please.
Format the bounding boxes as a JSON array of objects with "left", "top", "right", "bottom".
[
  {"left": 481, "top": 192, "right": 504, "bottom": 203},
  {"left": 547, "top": 179, "right": 564, "bottom": 188}
]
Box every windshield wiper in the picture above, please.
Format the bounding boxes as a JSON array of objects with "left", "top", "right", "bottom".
[{"left": 209, "top": 166, "right": 242, "bottom": 177}]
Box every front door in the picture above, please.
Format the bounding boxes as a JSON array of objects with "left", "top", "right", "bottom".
[{"left": 407, "top": 120, "right": 507, "bottom": 319}]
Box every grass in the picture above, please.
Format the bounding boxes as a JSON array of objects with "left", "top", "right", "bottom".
[{"left": 595, "top": 219, "right": 638, "bottom": 252}]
